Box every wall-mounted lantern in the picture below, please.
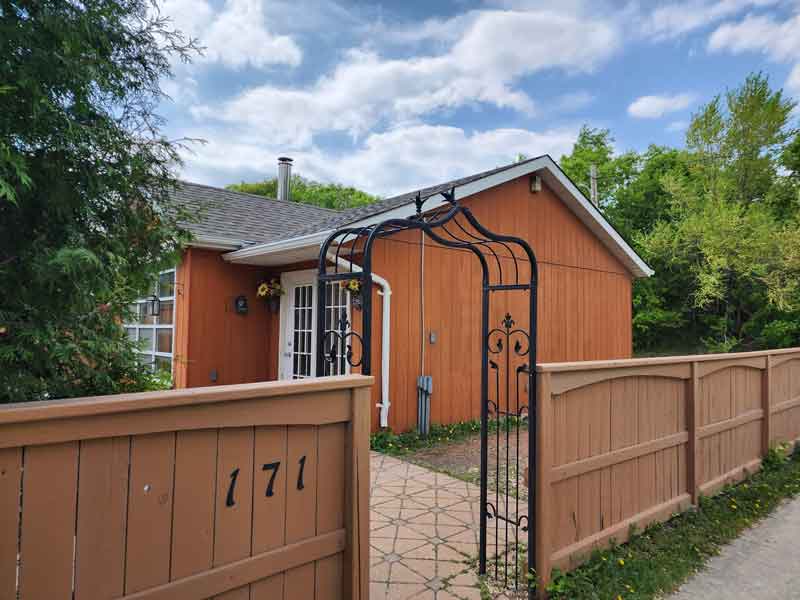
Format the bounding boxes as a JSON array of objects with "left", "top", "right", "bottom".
[
  {"left": 146, "top": 294, "right": 161, "bottom": 318},
  {"left": 234, "top": 295, "right": 249, "bottom": 315}
]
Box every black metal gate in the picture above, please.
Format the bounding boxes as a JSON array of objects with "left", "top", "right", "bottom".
[{"left": 316, "top": 189, "right": 538, "bottom": 598}]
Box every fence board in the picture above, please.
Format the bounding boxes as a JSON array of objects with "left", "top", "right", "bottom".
[
  {"left": 125, "top": 432, "right": 176, "bottom": 594},
  {"left": 171, "top": 429, "right": 218, "bottom": 580},
  {"left": 536, "top": 349, "right": 800, "bottom": 592},
  {"left": 250, "top": 426, "right": 289, "bottom": 599},
  {"left": 285, "top": 426, "right": 320, "bottom": 598},
  {"left": 0, "top": 376, "right": 373, "bottom": 600},
  {"left": 75, "top": 436, "right": 130, "bottom": 599},
  {"left": 316, "top": 424, "right": 346, "bottom": 599},
  {"left": 214, "top": 427, "right": 255, "bottom": 600},
  {"left": 0, "top": 447, "right": 21, "bottom": 599},
  {"left": 19, "top": 442, "right": 79, "bottom": 599}
]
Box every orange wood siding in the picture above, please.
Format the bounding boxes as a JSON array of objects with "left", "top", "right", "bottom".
[
  {"left": 175, "top": 248, "right": 280, "bottom": 388},
  {"left": 363, "top": 176, "right": 634, "bottom": 432},
  {"left": 176, "top": 175, "right": 635, "bottom": 434}
]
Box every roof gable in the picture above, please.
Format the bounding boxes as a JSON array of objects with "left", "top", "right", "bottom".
[{"left": 223, "top": 156, "right": 652, "bottom": 277}]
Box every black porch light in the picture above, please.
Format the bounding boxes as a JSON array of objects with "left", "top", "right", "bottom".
[{"left": 146, "top": 294, "right": 161, "bottom": 318}]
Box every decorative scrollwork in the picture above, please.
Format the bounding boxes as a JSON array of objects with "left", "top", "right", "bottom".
[
  {"left": 487, "top": 312, "right": 531, "bottom": 358},
  {"left": 484, "top": 502, "right": 529, "bottom": 532},
  {"left": 321, "top": 313, "right": 363, "bottom": 372}
]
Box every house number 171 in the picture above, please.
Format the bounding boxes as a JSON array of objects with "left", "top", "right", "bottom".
[{"left": 225, "top": 455, "right": 306, "bottom": 507}]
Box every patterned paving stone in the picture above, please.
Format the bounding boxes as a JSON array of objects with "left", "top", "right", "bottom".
[{"left": 370, "top": 451, "right": 527, "bottom": 599}]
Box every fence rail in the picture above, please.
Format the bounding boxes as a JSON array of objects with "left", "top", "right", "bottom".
[
  {"left": 534, "top": 347, "right": 800, "bottom": 588},
  {"left": 0, "top": 375, "right": 373, "bottom": 600}
]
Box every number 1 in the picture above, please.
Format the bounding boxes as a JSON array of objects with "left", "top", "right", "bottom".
[
  {"left": 226, "top": 468, "right": 240, "bottom": 507},
  {"left": 297, "top": 455, "right": 306, "bottom": 490}
]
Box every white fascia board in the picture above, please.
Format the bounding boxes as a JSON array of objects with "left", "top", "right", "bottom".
[
  {"left": 223, "top": 155, "right": 653, "bottom": 277},
  {"left": 188, "top": 235, "right": 246, "bottom": 251},
  {"left": 223, "top": 230, "right": 332, "bottom": 262},
  {"left": 535, "top": 157, "right": 654, "bottom": 278}
]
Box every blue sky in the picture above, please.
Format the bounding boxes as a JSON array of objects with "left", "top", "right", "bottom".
[{"left": 159, "top": 0, "right": 800, "bottom": 197}]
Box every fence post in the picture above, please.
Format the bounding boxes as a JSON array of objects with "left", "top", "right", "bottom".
[
  {"left": 687, "top": 362, "right": 700, "bottom": 505},
  {"left": 762, "top": 354, "right": 772, "bottom": 457},
  {"left": 534, "top": 371, "right": 552, "bottom": 598},
  {"left": 344, "top": 385, "right": 371, "bottom": 600}
]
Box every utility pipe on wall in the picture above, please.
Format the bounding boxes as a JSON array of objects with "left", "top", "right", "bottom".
[{"left": 326, "top": 252, "right": 392, "bottom": 428}]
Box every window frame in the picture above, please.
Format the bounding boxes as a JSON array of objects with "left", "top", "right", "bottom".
[{"left": 123, "top": 268, "right": 177, "bottom": 374}]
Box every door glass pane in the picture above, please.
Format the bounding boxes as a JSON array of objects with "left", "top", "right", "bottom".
[
  {"left": 290, "top": 283, "right": 314, "bottom": 379},
  {"left": 323, "top": 282, "right": 350, "bottom": 376},
  {"left": 124, "top": 327, "right": 137, "bottom": 342}
]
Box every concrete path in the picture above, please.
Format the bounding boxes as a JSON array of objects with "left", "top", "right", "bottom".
[{"left": 671, "top": 497, "right": 800, "bottom": 600}]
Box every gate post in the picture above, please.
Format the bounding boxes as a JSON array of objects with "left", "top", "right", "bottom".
[
  {"left": 534, "top": 370, "right": 552, "bottom": 597},
  {"left": 478, "top": 284, "right": 490, "bottom": 575},
  {"left": 344, "top": 385, "right": 371, "bottom": 600}
]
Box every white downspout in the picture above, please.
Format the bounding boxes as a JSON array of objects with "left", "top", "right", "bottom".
[{"left": 326, "top": 252, "right": 392, "bottom": 428}]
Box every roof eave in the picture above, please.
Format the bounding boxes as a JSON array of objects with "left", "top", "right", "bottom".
[
  {"left": 223, "top": 156, "right": 654, "bottom": 278},
  {"left": 188, "top": 235, "right": 247, "bottom": 251}
]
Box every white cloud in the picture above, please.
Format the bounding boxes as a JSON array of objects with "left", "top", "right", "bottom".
[
  {"left": 178, "top": 124, "right": 579, "bottom": 197},
  {"left": 708, "top": 13, "right": 800, "bottom": 59},
  {"left": 191, "top": 8, "right": 619, "bottom": 146},
  {"left": 789, "top": 64, "right": 800, "bottom": 95},
  {"left": 638, "top": 0, "right": 780, "bottom": 40},
  {"left": 161, "top": 0, "right": 301, "bottom": 70},
  {"left": 666, "top": 119, "right": 690, "bottom": 132},
  {"left": 628, "top": 93, "right": 696, "bottom": 118},
  {"left": 708, "top": 12, "right": 800, "bottom": 98}
]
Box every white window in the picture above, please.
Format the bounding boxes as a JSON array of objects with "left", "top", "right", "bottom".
[{"left": 124, "top": 269, "right": 176, "bottom": 374}]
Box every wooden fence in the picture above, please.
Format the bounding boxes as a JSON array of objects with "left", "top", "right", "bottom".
[
  {"left": 534, "top": 348, "right": 800, "bottom": 587},
  {"left": 0, "top": 375, "right": 373, "bottom": 600}
]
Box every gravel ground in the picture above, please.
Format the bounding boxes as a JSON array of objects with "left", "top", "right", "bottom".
[{"left": 403, "top": 424, "right": 530, "bottom": 502}]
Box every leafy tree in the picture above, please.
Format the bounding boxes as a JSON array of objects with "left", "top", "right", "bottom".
[
  {"left": 0, "top": 0, "right": 197, "bottom": 402},
  {"left": 635, "top": 73, "right": 800, "bottom": 352},
  {"left": 228, "top": 174, "right": 379, "bottom": 210},
  {"left": 559, "top": 126, "right": 638, "bottom": 209}
]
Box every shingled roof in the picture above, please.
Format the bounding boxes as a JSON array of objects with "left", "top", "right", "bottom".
[{"left": 171, "top": 181, "right": 337, "bottom": 246}]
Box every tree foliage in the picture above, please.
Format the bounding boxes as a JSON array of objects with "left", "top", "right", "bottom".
[
  {"left": 0, "top": 0, "right": 196, "bottom": 402},
  {"left": 228, "top": 174, "right": 379, "bottom": 210},
  {"left": 560, "top": 73, "right": 800, "bottom": 354}
]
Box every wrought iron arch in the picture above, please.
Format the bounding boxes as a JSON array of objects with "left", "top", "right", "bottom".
[{"left": 316, "top": 188, "right": 539, "bottom": 598}]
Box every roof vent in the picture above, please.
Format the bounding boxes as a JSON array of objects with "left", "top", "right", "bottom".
[{"left": 277, "top": 157, "right": 292, "bottom": 202}]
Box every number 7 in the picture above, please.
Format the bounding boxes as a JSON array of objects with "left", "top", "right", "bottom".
[{"left": 262, "top": 461, "right": 280, "bottom": 497}]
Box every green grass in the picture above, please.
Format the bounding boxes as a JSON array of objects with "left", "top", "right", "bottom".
[
  {"left": 370, "top": 416, "right": 526, "bottom": 456},
  {"left": 370, "top": 420, "right": 483, "bottom": 455},
  {"left": 544, "top": 443, "right": 800, "bottom": 599}
]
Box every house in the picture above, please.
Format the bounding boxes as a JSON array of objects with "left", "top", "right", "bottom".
[{"left": 126, "top": 156, "right": 652, "bottom": 432}]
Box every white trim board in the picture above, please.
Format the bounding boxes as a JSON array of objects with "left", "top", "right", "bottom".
[{"left": 224, "top": 156, "right": 653, "bottom": 278}]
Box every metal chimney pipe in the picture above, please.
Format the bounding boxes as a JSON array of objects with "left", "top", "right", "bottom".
[{"left": 277, "top": 157, "right": 292, "bottom": 202}]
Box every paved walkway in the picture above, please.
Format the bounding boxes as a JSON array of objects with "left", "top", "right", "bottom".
[
  {"left": 671, "top": 496, "right": 800, "bottom": 599},
  {"left": 370, "top": 452, "right": 522, "bottom": 600}
]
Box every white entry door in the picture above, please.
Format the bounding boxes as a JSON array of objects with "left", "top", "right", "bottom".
[{"left": 279, "top": 270, "right": 351, "bottom": 380}]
